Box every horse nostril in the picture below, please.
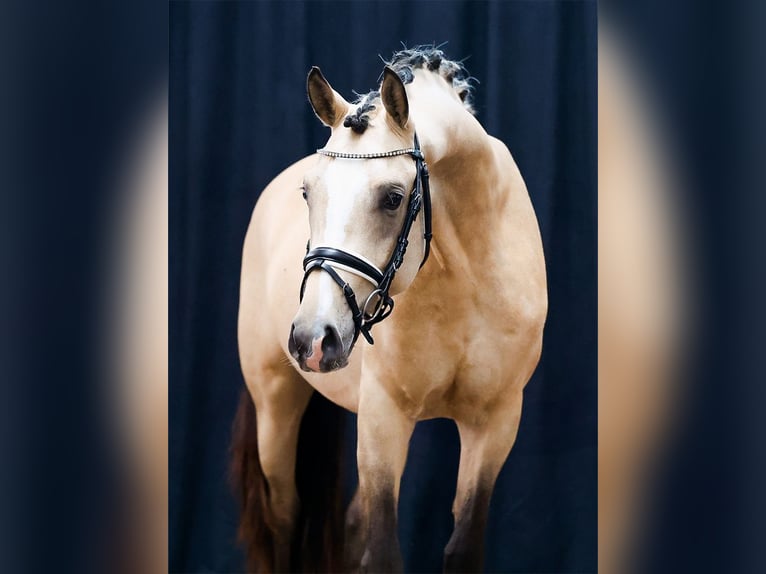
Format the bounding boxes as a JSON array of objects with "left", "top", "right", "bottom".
[
  {"left": 321, "top": 325, "right": 342, "bottom": 359},
  {"left": 289, "top": 323, "right": 306, "bottom": 357}
]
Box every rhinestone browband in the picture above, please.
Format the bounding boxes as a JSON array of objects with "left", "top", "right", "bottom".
[{"left": 316, "top": 148, "right": 418, "bottom": 159}]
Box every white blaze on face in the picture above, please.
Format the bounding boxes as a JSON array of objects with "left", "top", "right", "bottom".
[
  {"left": 314, "top": 160, "right": 369, "bottom": 319},
  {"left": 321, "top": 161, "right": 368, "bottom": 245}
]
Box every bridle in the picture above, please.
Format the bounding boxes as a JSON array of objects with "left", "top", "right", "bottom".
[{"left": 299, "top": 133, "right": 432, "bottom": 345}]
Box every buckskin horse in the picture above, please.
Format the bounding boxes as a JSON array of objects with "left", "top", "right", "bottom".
[{"left": 233, "top": 47, "right": 547, "bottom": 573}]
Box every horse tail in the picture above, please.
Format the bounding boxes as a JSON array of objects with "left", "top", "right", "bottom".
[
  {"left": 293, "top": 391, "right": 346, "bottom": 572},
  {"left": 230, "top": 387, "right": 346, "bottom": 573}
]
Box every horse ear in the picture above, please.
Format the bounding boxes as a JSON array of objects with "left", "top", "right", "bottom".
[
  {"left": 380, "top": 66, "right": 409, "bottom": 129},
  {"left": 307, "top": 67, "right": 347, "bottom": 128}
]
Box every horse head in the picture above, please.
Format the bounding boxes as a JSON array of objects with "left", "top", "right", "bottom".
[{"left": 289, "top": 67, "right": 428, "bottom": 372}]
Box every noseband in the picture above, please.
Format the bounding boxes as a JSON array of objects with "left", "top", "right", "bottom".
[{"left": 300, "top": 133, "right": 432, "bottom": 345}]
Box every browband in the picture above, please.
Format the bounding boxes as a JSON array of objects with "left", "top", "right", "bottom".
[{"left": 316, "top": 147, "right": 419, "bottom": 159}]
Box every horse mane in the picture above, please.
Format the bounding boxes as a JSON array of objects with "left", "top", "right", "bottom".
[{"left": 343, "top": 45, "right": 476, "bottom": 134}]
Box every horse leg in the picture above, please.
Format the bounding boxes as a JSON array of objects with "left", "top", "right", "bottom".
[
  {"left": 344, "top": 488, "right": 364, "bottom": 573},
  {"left": 236, "top": 366, "right": 312, "bottom": 572},
  {"left": 357, "top": 379, "right": 415, "bottom": 573},
  {"left": 444, "top": 394, "right": 524, "bottom": 574},
  {"left": 255, "top": 379, "right": 313, "bottom": 571}
]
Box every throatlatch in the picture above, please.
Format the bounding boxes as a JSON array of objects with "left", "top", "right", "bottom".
[{"left": 300, "top": 133, "right": 432, "bottom": 345}]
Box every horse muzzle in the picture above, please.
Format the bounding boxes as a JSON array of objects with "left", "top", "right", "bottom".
[{"left": 288, "top": 322, "right": 349, "bottom": 373}]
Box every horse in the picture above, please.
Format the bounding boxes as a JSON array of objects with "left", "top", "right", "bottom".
[{"left": 233, "top": 47, "right": 547, "bottom": 573}]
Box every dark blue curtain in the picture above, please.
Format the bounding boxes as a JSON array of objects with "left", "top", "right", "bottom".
[{"left": 170, "top": 1, "right": 596, "bottom": 572}]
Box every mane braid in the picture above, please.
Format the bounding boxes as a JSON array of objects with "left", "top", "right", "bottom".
[
  {"left": 342, "top": 45, "right": 476, "bottom": 135},
  {"left": 343, "top": 91, "right": 379, "bottom": 134},
  {"left": 386, "top": 44, "right": 476, "bottom": 114}
]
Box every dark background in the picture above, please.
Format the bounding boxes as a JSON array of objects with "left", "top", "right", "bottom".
[{"left": 170, "top": 1, "right": 596, "bottom": 572}]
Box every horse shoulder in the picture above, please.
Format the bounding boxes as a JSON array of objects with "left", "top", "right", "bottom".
[
  {"left": 485, "top": 136, "right": 548, "bottom": 336},
  {"left": 239, "top": 156, "right": 315, "bottom": 380}
]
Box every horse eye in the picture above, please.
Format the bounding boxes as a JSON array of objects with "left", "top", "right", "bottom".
[
  {"left": 383, "top": 192, "right": 404, "bottom": 211},
  {"left": 300, "top": 186, "right": 307, "bottom": 200}
]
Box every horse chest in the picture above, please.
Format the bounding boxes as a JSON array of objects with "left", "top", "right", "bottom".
[{"left": 372, "top": 288, "right": 517, "bottom": 420}]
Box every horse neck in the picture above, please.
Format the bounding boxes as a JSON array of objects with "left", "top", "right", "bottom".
[{"left": 408, "top": 77, "right": 506, "bottom": 276}]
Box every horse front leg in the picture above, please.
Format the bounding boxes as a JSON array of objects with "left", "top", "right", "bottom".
[
  {"left": 356, "top": 377, "right": 415, "bottom": 574},
  {"left": 444, "top": 394, "right": 524, "bottom": 574},
  {"left": 256, "top": 401, "right": 303, "bottom": 573},
  {"left": 236, "top": 369, "right": 312, "bottom": 573}
]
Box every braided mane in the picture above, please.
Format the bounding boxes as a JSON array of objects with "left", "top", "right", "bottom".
[{"left": 343, "top": 45, "right": 476, "bottom": 134}]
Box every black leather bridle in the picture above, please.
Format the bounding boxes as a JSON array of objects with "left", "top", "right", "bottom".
[{"left": 300, "top": 133, "right": 432, "bottom": 345}]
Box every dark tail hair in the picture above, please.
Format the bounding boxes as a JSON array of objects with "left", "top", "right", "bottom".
[{"left": 230, "top": 387, "right": 346, "bottom": 573}]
